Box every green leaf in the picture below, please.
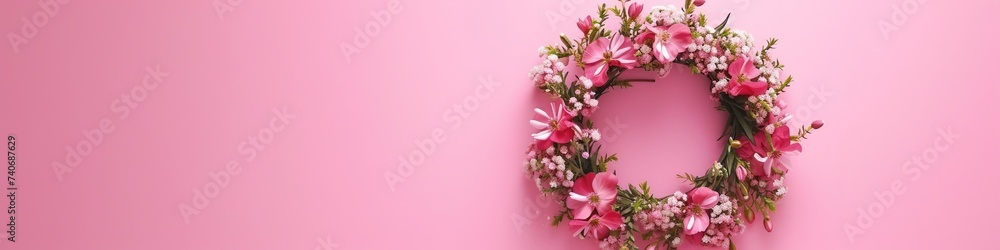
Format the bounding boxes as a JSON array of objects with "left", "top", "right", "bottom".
[
  {"left": 715, "top": 13, "right": 731, "bottom": 31},
  {"left": 551, "top": 212, "right": 565, "bottom": 226},
  {"left": 719, "top": 113, "right": 735, "bottom": 140},
  {"left": 737, "top": 117, "right": 755, "bottom": 144},
  {"left": 763, "top": 198, "right": 777, "bottom": 211}
]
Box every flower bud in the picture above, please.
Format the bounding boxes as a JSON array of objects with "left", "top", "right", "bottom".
[
  {"left": 811, "top": 120, "right": 824, "bottom": 129},
  {"left": 628, "top": 2, "right": 644, "bottom": 19},
  {"left": 736, "top": 166, "right": 748, "bottom": 181},
  {"left": 739, "top": 182, "right": 749, "bottom": 199},
  {"left": 763, "top": 217, "right": 773, "bottom": 232},
  {"left": 730, "top": 139, "right": 741, "bottom": 149},
  {"left": 743, "top": 207, "right": 755, "bottom": 223},
  {"left": 729, "top": 240, "right": 737, "bottom": 250},
  {"left": 577, "top": 16, "right": 593, "bottom": 35},
  {"left": 694, "top": 0, "right": 706, "bottom": 7}
]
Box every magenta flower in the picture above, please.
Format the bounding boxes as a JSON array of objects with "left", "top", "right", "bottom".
[
  {"left": 811, "top": 120, "right": 825, "bottom": 129},
  {"left": 577, "top": 16, "right": 593, "bottom": 35},
  {"left": 530, "top": 102, "right": 578, "bottom": 150},
  {"left": 683, "top": 187, "right": 720, "bottom": 235},
  {"left": 726, "top": 56, "right": 768, "bottom": 97},
  {"left": 569, "top": 211, "right": 624, "bottom": 240},
  {"left": 582, "top": 36, "right": 637, "bottom": 87},
  {"left": 736, "top": 125, "right": 802, "bottom": 177},
  {"left": 566, "top": 172, "right": 618, "bottom": 219},
  {"left": 627, "top": 2, "right": 644, "bottom": 19},
  {"left": 636, "top": 24, "right": 693, "bottom": 64}
]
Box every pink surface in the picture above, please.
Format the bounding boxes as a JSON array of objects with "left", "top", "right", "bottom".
[{"left": 1, "top": 0, "right": 999, "bottom": 249}]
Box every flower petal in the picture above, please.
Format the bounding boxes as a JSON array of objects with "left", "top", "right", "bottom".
[
  {"left": 741, "top": 57, "right": 762, "bottom": 79},
  {"left": 596, "top": 199, "right": 615, "bottom": 216},
  {"left": 534, "top": 108, "right": 550, "bottom": 120},
  {"left": 592, "top": 172, "right": 619, "bottom": 199},
  {"left": 688, "top": 187, "right": 719, "bottom": 208},
  {"left": 531, "top": 129, "right": 553, "bottom": 140},
  {"left": 653, "top": 41, "right": 670, "bottom": 63},
  {"left": 635, "top": 31, "right": 655, "bottom": 44},
  {"left": 535, "top": 139, "right": 553, "bottom": 151},
  {"left": 570, "top": 203, "right": 595, "bottom": 220},
  {"left": 598, "top": 211, "right": 624, "bottom": 229},
  {"left": 727, "top": 83, "right": 744, "bottom": 97},
  {"left": 728, "top": 56, "right": 747, "bottom": 78},
  {"left": 549, "top": 127, "right": 575, "bottom": 143},
  {"left": 666, "top": 24, "right": 693, "bottom": 51},
  {"left": 783, "top": 142, "right": 802, "bottom": 152},
  {"left": 753, "top": 153, "right": 769, "bottom": 163},
  {"left": 569, "top": 219, "right": 589, "bottom": 237},
  {"left": 582, "top": 38, "right": 610, "bottom": 64},
  {"left": 573, "top": 173, "right": 596, "bottom": 195},
  {"left": 529, "top": 120, "right": 548, "bottom": 129},
  {"left": 762, "top": 157, "right": 774, "bottom": 177},
  {"left": 740, "top": 80, "right": 768, "bottom": 96},
  {"left": 775, "top": 156, "right": 791, "bottom": 172},
  {"left": 683, "top": 212, "right": 711, "bottom": 235},
  {"left": 594, "top": 224, "right": 612, "bottom": 239},
  {"left": 587, "top": 62, "right": 609, "bottom": 85},
  {"left": 645, "top": 23, "right": 667, "bottom": 34}
]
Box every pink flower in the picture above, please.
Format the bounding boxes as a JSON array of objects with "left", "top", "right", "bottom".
[
  {"left": 569, "top": 211, "right": 624, "bottom": 240},
  {"left": 726, "top": 56, "right": 768, "bottom": 97},
  {"left": 582, "top": 36, "right": 637, "bottom": 87},
  {"left": 636, "top": 24, "right": 693, "bottom": 64},
  {"left": 577, "top": 16, "right": 593, "bottom": 34},
  {"left": 566, "top": 172, "right": 618, "bottom": 219},
  {"left": 530, "top": 102, "right": 578, "bottom": 150},
  {"left": 694, "top": 0, "right": 706, "bottom": 7},
  {"left": 683, "top": 187, "right": 719, "bottom": 235},
  {"left": 736, "top": 125, "right": 802, "bottom": 177},
  {"left": 627, "top": 2, "right": 644, "bottom": 19}
]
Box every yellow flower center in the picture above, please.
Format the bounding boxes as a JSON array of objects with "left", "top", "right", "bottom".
[
  {"left": 691, "top": 206, "right": 703, "bottom": 215},
  {"left": 589, "top": 217, "right": 601, "bottom": 226},
  {"left": 659, "top": 32, "right": 672, "bottom": 41},
  {"left": 589, "top": 194, "right": 601, "bottom": 204}
]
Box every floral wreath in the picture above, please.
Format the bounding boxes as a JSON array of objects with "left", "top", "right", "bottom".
[{"left": 523, "top": 0, "right": 823, "bottom": 249}]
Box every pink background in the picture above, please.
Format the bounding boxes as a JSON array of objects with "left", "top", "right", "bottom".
[{"left": 2, "top": 0, "right": 999, "bottom": 249}]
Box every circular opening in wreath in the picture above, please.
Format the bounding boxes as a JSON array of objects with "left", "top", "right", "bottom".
[{"left": 590, "top": 67, "right": 727, "bottom": 193}]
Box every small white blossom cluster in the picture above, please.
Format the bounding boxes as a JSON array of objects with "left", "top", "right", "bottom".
[
  {"left": 576, "top": 128, "right": 602, "bottom": 146},
  {"left": 529, "top": 53, "right": 567, "bottom": 87},
  {"left": 566, "top": 89, "right": 600, "bottom": 116},
  {"left": 747, "top": 89, "right": 787, "bottom": 129},
  {"left": 633, "top": 43, "right": 654, "bottom": 65},
  {"left": 749, "top": 174, "right": 788, "bottom": 202},
  {"left": 686, "top": 25, "right": 726, "bottom": 75},
  {"left": 524, "top": 146, "right": 575, "bottom": 197},
  {"left": 701, "top": 194, "right": 746, "bottom": 247},
  {"left": 772, "top": 175, "right": 788, "bottom": 198},
  {"left": 635, "top": 191, "right": 689, "bottom": 248},
  {"left": 647, "top": 5, "right": 685, "bottom": 26},
  {"left": 598, "top": 233, "right": 624, "bottom": 250},
  {"left": 709, "top": 161, "right": 724, "bottom": 176}
]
